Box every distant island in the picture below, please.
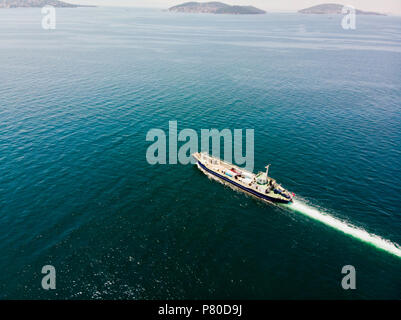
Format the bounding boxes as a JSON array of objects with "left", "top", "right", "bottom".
[
  {"left": 0, "top": 0, "right": 94, "bottom": 8},
  {"left": 169, "top": 2, "right": 266, "bottom": 15},
  {"left": 298, "top": 3, "right": 385, "bottom": 15}
]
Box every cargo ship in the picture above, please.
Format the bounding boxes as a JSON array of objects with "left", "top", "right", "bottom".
[{"left": 192, "top": 152, "right": 294, "bottom": 204}]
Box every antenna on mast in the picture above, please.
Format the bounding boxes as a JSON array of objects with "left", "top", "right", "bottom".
[{"left": 265, "top": 164, "right": 271, "bottom": 177}]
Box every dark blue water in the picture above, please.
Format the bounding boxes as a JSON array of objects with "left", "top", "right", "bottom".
[{"left": 0, "top": 8, "right": 400, "bottom": 299}]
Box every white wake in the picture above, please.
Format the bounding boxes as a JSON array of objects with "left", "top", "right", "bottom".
[{"left": 285, "top": 199, "right": 401, "bottom": 259}]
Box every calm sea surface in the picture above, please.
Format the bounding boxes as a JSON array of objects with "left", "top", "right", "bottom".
[{"left": 0, "top": 8, "right": 400, "bottom": 299}]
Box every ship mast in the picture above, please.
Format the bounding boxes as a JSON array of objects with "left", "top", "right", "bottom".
[{"left": 265, "top": 164, "right": 271, "bottom": 177}]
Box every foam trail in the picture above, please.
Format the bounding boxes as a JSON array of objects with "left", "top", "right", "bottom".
[{"left": 285, "top": 199, "right": 401, "bottom": 259}]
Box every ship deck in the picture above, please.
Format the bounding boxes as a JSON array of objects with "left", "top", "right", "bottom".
[{"left": 193, "top": 152, "right": 292, "bottom": 203}]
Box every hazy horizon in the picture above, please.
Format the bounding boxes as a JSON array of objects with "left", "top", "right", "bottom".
[{"left": 66, "top": 0, "right": 401, "bottom": 15}]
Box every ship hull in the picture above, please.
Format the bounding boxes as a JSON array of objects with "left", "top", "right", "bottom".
[{"left": 196, "top": 160, "right": 292, "bottom": 204}]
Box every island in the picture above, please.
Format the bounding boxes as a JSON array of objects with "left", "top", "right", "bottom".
[
  {"left": 169, "top": 2, "right": 266, "bottom": 15},
  {"left": 0, "top": 0, "right": 94, "bottom": 8},
  {"left": 298, "top": 3, "right": 385, "bottom": 15}
]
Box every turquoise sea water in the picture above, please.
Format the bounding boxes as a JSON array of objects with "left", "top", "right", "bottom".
[{"left": 0, "top": 8, "right": 400, "bottom": 299}]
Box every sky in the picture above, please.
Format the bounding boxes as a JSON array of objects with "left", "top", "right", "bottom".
[{"left": 66, "top": 0, "right": 401, "bottom": 15}]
